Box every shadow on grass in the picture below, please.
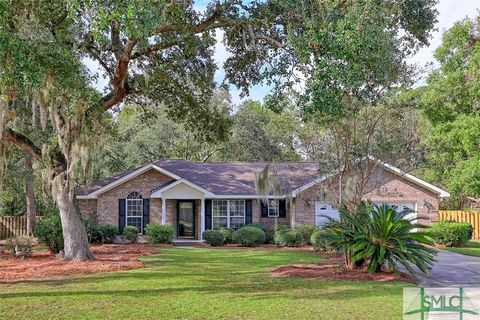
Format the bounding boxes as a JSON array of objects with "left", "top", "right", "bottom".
[{"left": 0, "top": 247, "right": 407, "bottom": 303}]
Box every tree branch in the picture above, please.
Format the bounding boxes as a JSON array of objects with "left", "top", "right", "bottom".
[
  {"left": 101, "top": 39, "right": 138, "bottom": 110},
  {"left": 2, "top": 128, "right": 42, "bottom": 161}
]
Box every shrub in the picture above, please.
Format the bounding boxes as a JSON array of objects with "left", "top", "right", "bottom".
[
  {"left": 82, "top": 218, "right": 102, "bottom": 244},
  {"left": 295, "top": 224, "right": 318, "bottom": 245},
  {"left": 310, "top": 230, "right": 332, "bottom": 251},
  {"left": 146, "top": 224, "right": 174, "bottom": 244},
  {"left": 232, "top": 227, "right": 265, "bottom": 247},
  {"left": 427, "top": 222, "right": 473, "bottom": 247},
  {"left": 35, "top": 214, "right": 64, "bottom": 254},
  {"left": 5, "top": 237, "right": 33, "bottom": 257},
  {"left": 219, "top": 227, "right": 234, "bottom": 244},
  {"left": 274, "top": 229, "right": 302, "bottom": 247},
  {"left": 326, "top": 203, "right": 436, "bottom": 275},
  {"left": 274, "top": 224, "right": 288, "bottom": 232},
  {"left": 264, "top": 228, "right": 275, "bottom": 244},
  {"left": 97, "top": 223, "right": 118, "bottom": 244},
  {"left": 203, "top": 230, "right": 225, "bottom": 246},
  {"left": 123, "top": 226, "right": 139, "bottom": 243},
  {"left": 245, "top": 222, "right": 264, "bottom": 230}
]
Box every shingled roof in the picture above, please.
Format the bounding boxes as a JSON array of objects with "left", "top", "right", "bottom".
[{"left": 76, "top": 160, "right": 322, "bottom": 197}]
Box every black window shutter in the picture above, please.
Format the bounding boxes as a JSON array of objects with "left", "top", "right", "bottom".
[
  {"left": 261, "top": 201, "right": 268, "bottom": 218},
  {"left": 205, "top": 199, "right": 212, "bottom": 229},
  {"left": 118, "top": 199, "right": 126, "bottom": 233},
  {"left": 279, "top": 199, "right": 287, "bottom": 218},
  {"left": 142, "top": 199, "right": 150, "bottom": 234},
  {"left": 245, "top": 200, "right": 252, "bottom": 225}
]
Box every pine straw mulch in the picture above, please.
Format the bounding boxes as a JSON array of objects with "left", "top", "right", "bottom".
[
  {"left": 271, "top": 264, "right": 414, "bottom": 282},
  {"left": 0, "top": 244, "right": 162, "bottom": 282}
]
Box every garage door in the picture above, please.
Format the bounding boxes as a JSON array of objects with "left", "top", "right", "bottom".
[
  {"left": 315, "top": 202, "right": 340, "bottom": 227},
  {"left": 374, "top": 202, "right": 417, "bottom": 220}
]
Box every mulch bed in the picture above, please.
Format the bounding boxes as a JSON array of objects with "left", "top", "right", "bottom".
[
  {"left": 0, "top": 244, "right": 160, "bottom": 282},
  {"left": 271, "top": 264, "right": 414, "bottom": 282}
]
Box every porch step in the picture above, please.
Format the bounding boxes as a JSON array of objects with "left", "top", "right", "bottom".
[{"left": 173, "top": 239, "right": 204, "bottom": 247}]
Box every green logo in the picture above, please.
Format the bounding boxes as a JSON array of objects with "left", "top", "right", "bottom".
[{"left": 403, "top": 287, "right": 480, "bottom": 320}]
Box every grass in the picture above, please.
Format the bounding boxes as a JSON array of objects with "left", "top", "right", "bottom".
[
  {"left": 441, "top": 240, "right": 480, "bottom": 257},
  {"left": 0, "top": 247, "right": 409, "bottom": 320}
]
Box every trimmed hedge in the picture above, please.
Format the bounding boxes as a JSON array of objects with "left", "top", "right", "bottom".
[
  {"left": 146, "top": 224, "right": 174, "bottom": 243},
  {"left": 295, "top": 224, "right": 317, "bottom": 245},
  {"left": 427, "top": 221, "right": 473, "bottom": 247},
  {"left": 274, "top": 229, "right": 302, "bottom": 247},
  {"left": 203, "top": 230, "right": 225, "bottom": 246},
  {"left": 219, "top": 227, "right": 234, "bottom": 244},
  {"left": 123, "top": 226, "right": 139, "bottom": 243},
  {"left": 310, "top": 230, "right": 331, "bottom": 251},
  {"left": 232, "top": 227, "right": 265, "bottom": 247}
]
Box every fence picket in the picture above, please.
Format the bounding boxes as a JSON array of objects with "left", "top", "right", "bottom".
[{"left": 439, "top": 211, "right": 480, "bottom": 240}]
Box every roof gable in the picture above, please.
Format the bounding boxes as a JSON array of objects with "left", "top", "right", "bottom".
[{"left": 76, "top": 158, "right": 449, "bottom": 198}]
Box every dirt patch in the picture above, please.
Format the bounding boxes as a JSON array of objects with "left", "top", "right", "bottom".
[
  {"left": 0, "top": 244, "right": 160, "bottom": 282},
  {"left": 271, "top": 264, "right": 414, "bottom": 282}
]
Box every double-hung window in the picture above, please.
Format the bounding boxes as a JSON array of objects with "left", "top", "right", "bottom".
[
  {"left": 126, "top": 192, "right": 143, "bottom": 230},
  {"left": 267, "top": 199, "right": 279, "bottom": 217},
  {"left": 212, "top": 200, "right": 245, "bottom": 229}
]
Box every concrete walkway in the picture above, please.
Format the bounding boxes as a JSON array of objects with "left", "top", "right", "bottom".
[{"left": 410, "top": 250, "right": 480, "bottom": 287}]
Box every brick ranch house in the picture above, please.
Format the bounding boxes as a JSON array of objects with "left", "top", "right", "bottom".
[{"left": 76, "top": 160, "right": 450, "bottom": 240}]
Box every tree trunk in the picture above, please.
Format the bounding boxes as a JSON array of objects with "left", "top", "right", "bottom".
[
  {"left": 25, "top": 155, "right": 36, "bottom": 235},
  {"left": 55, "top": 187, "right": 94, "bottom": 261}
]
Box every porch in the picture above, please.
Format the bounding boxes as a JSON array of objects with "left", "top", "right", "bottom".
[{"left": 151, "top": 180, "right": 207, "bottom": 240}]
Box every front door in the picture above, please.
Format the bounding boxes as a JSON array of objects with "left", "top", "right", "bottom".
[{"left": 177, "top": 201, "right": 195, "bottom": 238}]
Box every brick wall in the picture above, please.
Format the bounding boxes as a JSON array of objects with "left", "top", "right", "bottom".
[
  {"left": 78, "top": 169, "right": 172, "bottom": 226},
  {"left": 291, "top": 167, "right": 440, "bottom": 227},
  {"left": 363, "top": 169, "right": 439, "bottom": 224}
]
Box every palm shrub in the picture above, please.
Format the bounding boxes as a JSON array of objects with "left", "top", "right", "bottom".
[{"left": 324, "top": 203, "right": 436, "bottom": 275}]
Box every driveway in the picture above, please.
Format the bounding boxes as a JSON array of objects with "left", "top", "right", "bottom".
[{"left": 409, "top": 250, "right": 480, "bottom": 287}]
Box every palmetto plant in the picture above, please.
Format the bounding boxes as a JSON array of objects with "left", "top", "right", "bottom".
[{"left": 324, "top": 203, "right": 437, "bottom": 276}]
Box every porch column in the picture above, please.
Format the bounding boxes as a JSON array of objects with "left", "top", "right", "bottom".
[
  {"left": 162, "top": 197, "right": 167, "bottom": 225},
  {"left": 200, "top": 198, "right": 205, "bottom": 240}
]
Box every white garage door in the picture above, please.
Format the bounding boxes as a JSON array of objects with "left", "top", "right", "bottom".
[
  {"left": 374, "top": 202, "right": 417, "bottom": 220},
  {"left": 315, "top": 202, "right": 340, "bottom": 227}
]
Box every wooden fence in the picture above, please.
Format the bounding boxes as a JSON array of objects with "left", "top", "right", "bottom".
[
  {"left": 0, "top": 216, "right": 29, "bottom": 239},
  {"left": 439, "top": 211, "right": 480, "bottom": 240}
]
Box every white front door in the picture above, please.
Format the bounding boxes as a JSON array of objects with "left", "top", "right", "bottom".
[{"left": 314, "top": 202, "right": 340, "bottom": 227}]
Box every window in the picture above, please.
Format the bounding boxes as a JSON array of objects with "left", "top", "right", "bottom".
[
  {"left": 212, "top": 200, "right": 245, "bottom": 229},
  {"left": 126, "top": 192, "right": 143, "bottom": 230},
  {"left": 267, "top": 199, "right": 279, "bottom": 217}
]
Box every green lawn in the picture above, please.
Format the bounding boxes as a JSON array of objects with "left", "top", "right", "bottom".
[
  {"left": 441, "top": 240, "right": 480, "bottom": 257},
  {"left": 0, "top": 247, "right": 409, "bottom": 320}
]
